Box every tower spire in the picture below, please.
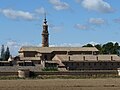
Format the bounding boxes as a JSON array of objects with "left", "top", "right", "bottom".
[{"left": 44, "top": 13, "right": 47, "bottom": 24}]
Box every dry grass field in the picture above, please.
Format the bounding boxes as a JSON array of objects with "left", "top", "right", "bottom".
[{"left": 0, "top": 78, "right": 120, "bottom": 90}]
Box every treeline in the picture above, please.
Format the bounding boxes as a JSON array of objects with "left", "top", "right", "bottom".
[
  {"left": 83, "top": 42, "right": 120, "bottom": 54},
  {"left": 0, "top": 45, "right": 10, "bottom": 61}
]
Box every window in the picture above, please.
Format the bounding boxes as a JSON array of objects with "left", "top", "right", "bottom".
[
  {"left": 71, "top": 63, "right": 73, "bottom": 66},
  {"left": 51, "top": 57, "right": 53, "bottom": 60},
  {"left": 83, "top": 63, "right": 85, "bottom": 66},
  {"left": 111, "top": 63, "right": 113, "bottom": 65},
  {"left": 99, "top": 63, "right": 102, "bottom": 66},
  {"left": 105, "top": 63, "right": 107, "bottom": 65},
  {"left": 96, "top": 56, "right": 98, "bottom": 60},
  {"left": 83, "top": 56, "right": 85, "bottom": 60},
  {"left": 118, "top": 63, "right": 120, "bottom": 66},
  {"left": 44, "top": 55, "right": 47, "bottom": 60},
  {"left": 111, "top": 56, "right": 113, "bottom": 60}
]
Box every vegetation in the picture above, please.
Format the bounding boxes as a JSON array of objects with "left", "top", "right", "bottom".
[
  {"left": 0, "top": 45, "right": 5, "bottom": 60},
  {"left": 83, "top": 42, "right": 120, "bottom": 54},
  {"left": 0, "top": 76, "right": 20, "bottom": 80},
  {"left": 4, "top": 47, "right": 10, "bottom": 60},
  {"left": 37, "top": 74, "right": 119, "bottom": 79},
  {"left": 0, "top": 45, "right": 10, "bottom": 61},
  {"left": 42, "top": 67, "right": 58, "bottom": 71}
]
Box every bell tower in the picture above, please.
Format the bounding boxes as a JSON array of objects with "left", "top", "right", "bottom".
[{"left": 42, "top": 14, "right": 49, "bottom": 47}]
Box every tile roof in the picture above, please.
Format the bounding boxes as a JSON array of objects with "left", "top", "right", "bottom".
[
  {"left": 20, "top": 57, "right": 40, "bottom": 61},
  {"left": 52, "top": 55, "right": 120, "bottom": 62},
  {"left": 19, "top": 46, "right": 99, "bottom": 53}
]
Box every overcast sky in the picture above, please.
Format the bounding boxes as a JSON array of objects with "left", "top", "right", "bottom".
[{"left": 0, "top": 0, "right": 120, "bottom": 56}]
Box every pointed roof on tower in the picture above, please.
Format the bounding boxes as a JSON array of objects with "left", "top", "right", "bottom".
[{"left": 43, "top": 13, "right": 47, "bottom": 24}]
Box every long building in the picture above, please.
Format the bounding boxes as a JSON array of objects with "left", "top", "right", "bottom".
[{"left": 18, "top": 17, "right": 120, "bottom": 71}]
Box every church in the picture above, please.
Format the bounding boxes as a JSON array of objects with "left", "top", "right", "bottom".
[{"left": 18, "top": 17, "right": 120, "bottom": 71}]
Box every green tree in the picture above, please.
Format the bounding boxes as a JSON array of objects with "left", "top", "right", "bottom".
[
  {"left": 82, "top": 44, "right": 93, "bottom": 47},
  {"left": 82, "top": 42, "right": 120, "bottom": 55},
  {"left": 113, "top": 42, "right": 120, "bottom": 54},
  {"left": 102, "top": 42, "right": 114, "bottom": 54},
  {"left": 4, "top": 47, "right": 10, "bottom": 61},
  {"left": 0, "top": 45, "right": 5, "bottom": 61},
  {"left": 95, "top": 44, "right": 102, "bottom": 54}
]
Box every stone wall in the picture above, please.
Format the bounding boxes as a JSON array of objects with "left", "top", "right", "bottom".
[
  {"left": 0, "top": 70, "right": 118, "bottom": 77},
  {"left": 0, "top": 65, "right": 43, "bottom": 72},
  {"left": 35, "top": 70, "right": 118, "bottom": 76},
  {"left": 0, "top": 72, "right": 18, "bottom": 76},
  {"left": 63, "top": 61, "right": 120, "bottom": 70}
]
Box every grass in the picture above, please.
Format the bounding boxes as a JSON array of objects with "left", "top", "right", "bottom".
[
  {"left": 0, "top": 74, "right": 119, "bottom": 80},
  {"left": 42, "top": 67, "right": 58, "bottom": 71},
  {"left": 0, "top": 76, "right": 26, "bottom": 80},
  {"left": 36, "top": 75, "right": 120, "bottom": 79}
]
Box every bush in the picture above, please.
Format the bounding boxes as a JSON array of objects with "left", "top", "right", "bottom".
[{"left": 42, "top": 67, "right": 58, "bottom": 71}]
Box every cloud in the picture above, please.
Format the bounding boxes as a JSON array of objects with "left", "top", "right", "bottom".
[
  {"left": 89, "top": 41, "right": 99, "bottom": 46},
  {"left": 49, "top": 0, "right": 69, "bottom": 10},
  {"left": 74, "top": 24, "right": 90, "bottom": 30},
  {"left": 74, "top": 18, "right": 106, "bottom": 30},
  {"left": 81, "top": 0, "right": 114, "bottom": 13},
  {"left": 3, "top": 40, "right": 34, "bottom": 56},
  {"left": 0, "top": 40, "right": 21, "bottom": 56},
  {"left": 0, "top": 8, "right": 36, "bottom": 20},
  {"left": 6, "top": 41, "right": 20, "bottom": 48},
  {"left": 49, "top": 23, "right": 64, "bottom": 32},
  {"left": 89, "top": 18, "right": 106, "bottom": 25},
  {"left": 49, "top": 43, "right": 82, "bottom": 47},
  {"left": 113, "top": 18, "right": 120, "bottom": 23},
  {"left": 35, "top": 7, "right": 45, "bottom": 15}
]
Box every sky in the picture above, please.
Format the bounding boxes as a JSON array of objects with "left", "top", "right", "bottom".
[{"left": 0, "top": 0, "right": 120, "bottom": 56}]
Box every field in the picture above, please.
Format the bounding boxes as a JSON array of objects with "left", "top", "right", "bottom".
[{"left": 0, "top": 78, "right": 120, "bottom": 90}]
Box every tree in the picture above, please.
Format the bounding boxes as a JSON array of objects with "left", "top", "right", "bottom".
[
  {"left": 0, "top": 45, "right": 5, "bottom": 61},
  {"left": 102, "top": 42, "right": 114, "bottom": 54},
  {"left": 113, "top": 42, "right": 120, "bottom": 54},
  {"left": 0, "top": 45, "right": 11, "bottom": 61},
  {"left": 82, "top": 42, "right": 120, "bottom": 55},
  {"left": 95, "top": 44, "right": 102, "bottom": 54},
  {"left": 4, "top": 47, "right": 10, "bottom": 61},
  {"left": 82, "top": 44, "right": 93, "bottom": 47}
]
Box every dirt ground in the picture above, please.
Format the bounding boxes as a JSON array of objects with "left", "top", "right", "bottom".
[{"left": 0, "top": 78, "right": 119, "bottom": 90}]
